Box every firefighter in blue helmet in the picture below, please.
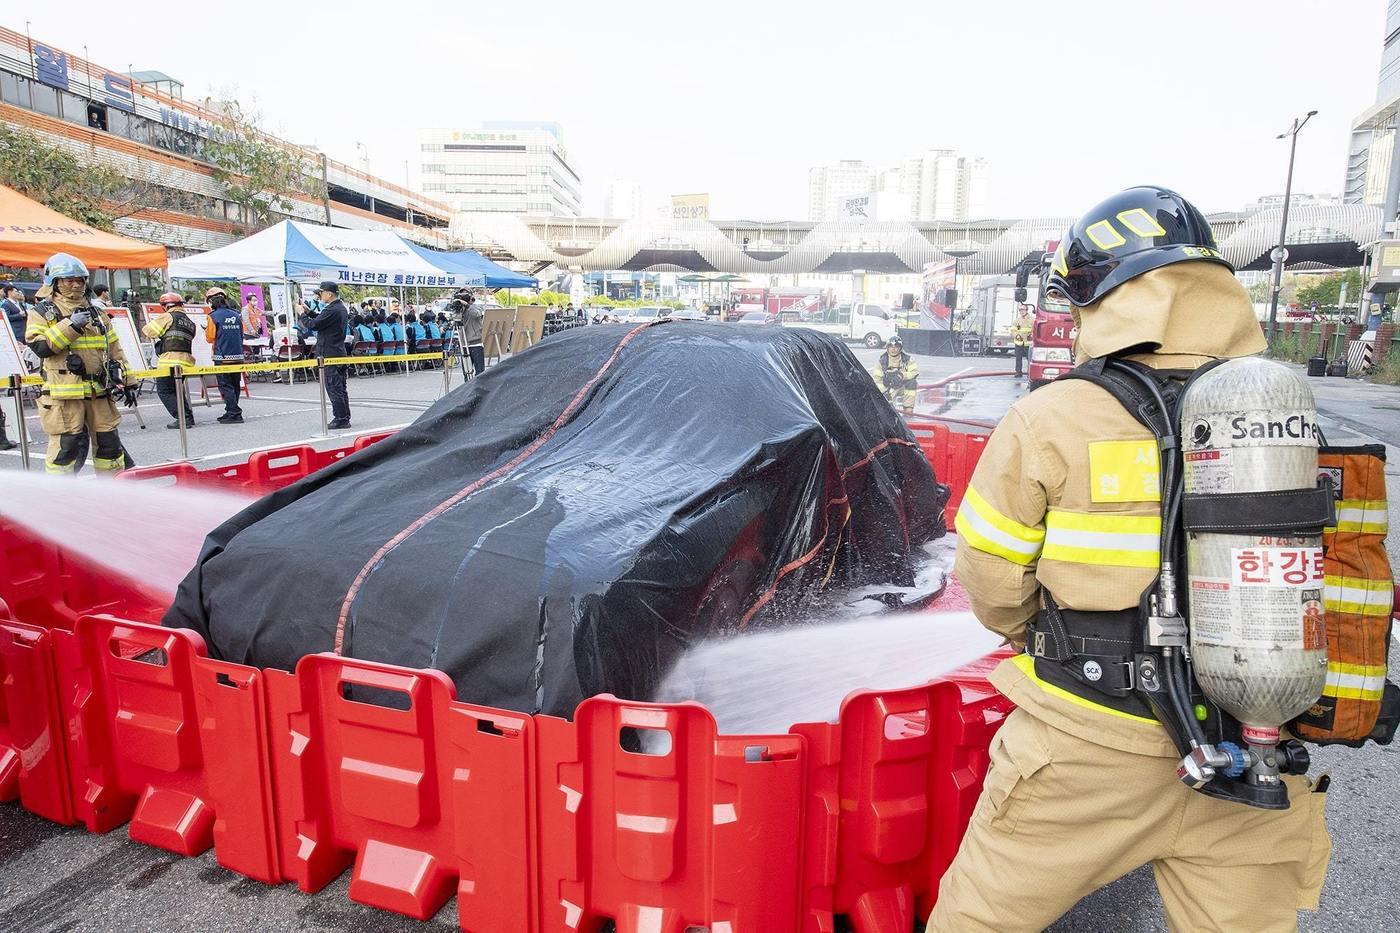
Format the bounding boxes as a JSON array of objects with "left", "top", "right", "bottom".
[{"left": 23, "top": 253, "right": 139, "bottom": 473}]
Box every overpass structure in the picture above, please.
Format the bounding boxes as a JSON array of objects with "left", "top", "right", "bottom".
[{"left": 451, "top": 205, "right": 1385, "bottom": 277}]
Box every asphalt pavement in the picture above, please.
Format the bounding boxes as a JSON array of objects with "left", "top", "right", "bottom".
[{"left": 1, "top": 341, "right": 1397, "bottom": 931}]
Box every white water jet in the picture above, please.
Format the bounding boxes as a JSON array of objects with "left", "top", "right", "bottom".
[{"left": 0, "top": 471, "right": 254, "bottom": 603}]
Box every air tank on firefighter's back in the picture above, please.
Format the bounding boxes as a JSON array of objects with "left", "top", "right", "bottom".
[{"left": 1180, "top": 357, "right": 1328, "bottom": 742}]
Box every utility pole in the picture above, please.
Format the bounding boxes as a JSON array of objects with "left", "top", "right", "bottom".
[{"left": 1267, "top": 110, "right": 1317, "bottom": 343}]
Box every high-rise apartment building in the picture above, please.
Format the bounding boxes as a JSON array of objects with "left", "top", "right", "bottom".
[
  {"left": 808, "top": 160, "right": 877, "bottom": 221},
  {"left": 420, "top": 121, "right": 582, "bottom": 216},
  {"left": 808, "top": 152, "right": 987, "bottom": 222},
  {"left": 604, "top": 178, "right": 644, "bottom": 219}
]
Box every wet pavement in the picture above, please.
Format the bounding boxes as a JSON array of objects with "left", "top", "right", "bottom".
[{"left": 2, "top": 343, "right": 1397, "bottom": 931}]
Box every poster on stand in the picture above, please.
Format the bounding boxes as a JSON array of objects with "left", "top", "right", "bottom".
[
  {"left": 0, "top": 324, "right": 25, "bottom": 377},
  {"left": 105, "top": 308, "right": 149, "bottom": 368}
]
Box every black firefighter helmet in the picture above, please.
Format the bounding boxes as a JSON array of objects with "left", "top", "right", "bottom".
[{"left": 1044, "top": 186, "right": 1232, "bottom": 307}]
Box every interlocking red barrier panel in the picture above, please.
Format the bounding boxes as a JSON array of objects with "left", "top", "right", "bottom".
[
  {"left": 116, "top": 431, "right": 394, "bottom": 494},
  {"left": 904, "top": 421, "right": 989, "bottom": 521},
  {"left": 0, "top": 619, "right": 74, "bottom": 823},
  {"left": 50, "top": 614, "right": 280, "bottom": 882},
  {"left": 535, "top": 698, "right": 807, "bottom": 932},
  {"left": 0, "top": 428, "right": 1012, "bottom": 931},
  {"left": 264, "top": 654, "right": 536, "bottom": 927},
  {"left": 790, "top": 666, "right": 1012, "bottom": 933}
]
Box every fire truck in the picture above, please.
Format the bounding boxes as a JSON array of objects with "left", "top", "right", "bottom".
[
  {"left": 727, "top": 287, "right": 830, "bottom": 321},
  {"left": 1012, "top": 244, "right": 1075, "bottom": 387}
]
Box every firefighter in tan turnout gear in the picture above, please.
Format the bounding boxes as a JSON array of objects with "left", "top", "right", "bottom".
[
  {"left": 927, "top": 188, "right": 1332, "bottom": 932},
  {"left": 23, "top": 253, "right": 139, "bottom": 474}
]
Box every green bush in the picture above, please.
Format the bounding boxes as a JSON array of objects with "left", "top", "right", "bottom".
[
  {"left": 1267, "top": 331, "right": 1323, "bottom": 364},
  {"left": 1370, "top": 351, "right": 1400, "bottom": 385}
]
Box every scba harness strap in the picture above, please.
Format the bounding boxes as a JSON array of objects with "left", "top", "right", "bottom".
[{"left": 1023, "top": 357, "right": 1189, "bottom": 724}]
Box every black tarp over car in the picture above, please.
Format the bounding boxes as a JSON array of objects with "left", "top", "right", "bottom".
[{"left": 163, "top": 322, "right": 949, "bottom": 716}]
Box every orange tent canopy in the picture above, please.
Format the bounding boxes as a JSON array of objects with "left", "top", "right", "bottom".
[{"left": 0, "top": 183, "right": 166, "bottom": 270}]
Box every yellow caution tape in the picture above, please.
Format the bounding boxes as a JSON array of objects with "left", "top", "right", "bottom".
[
  {"left": 7, "top": 350, "right": 450, "bottom": 388},
  {"left": 318, "top": 351, "right": 445, "bottom": 367}
]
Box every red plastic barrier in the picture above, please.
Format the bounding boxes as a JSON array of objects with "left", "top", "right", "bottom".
[
  {"left": 0, "top": 619, "right": 75, "bottom": 823},
  {"left": 264, "top": 654, "right": 535, "bottom": 927},
  {"left": 51, "top": 615, "right": 280, "bottom": 882},
  {"left": 791, "top": 670, "right": 1012, "bottom": 933},
  {"left": 119, "top": 434, "right": 392, "bottom": 494},
  {"left": 535, "top": 697, "right": 807, "bottom": 933},
  {"left": 905, "top": 422, "right": 989, "bottom": 521},
  {"left": 923, "top": 651, "right": 1014, "bottom": 908},
  {"left": 353, "top": 431, "right": 394, "bottom": 451},
  {"left": 249, "top": 445, "right": 320, "bottom": 488}
]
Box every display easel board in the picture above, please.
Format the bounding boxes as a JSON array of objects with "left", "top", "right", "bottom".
[
  {"left": 482, "top": 309, "right": 514, "bottom": 362},
  {"left": 106, "top": 308, "right": 150, "bottom": 368},
  {"left": 510, "top": 306, "right": 546, "bottom": 353},
  {"left": 0, "top": 323, "right": 25, "bottom": 377},
  {"left": 140, "top": 303, "right": 215, "bottom": 367}
]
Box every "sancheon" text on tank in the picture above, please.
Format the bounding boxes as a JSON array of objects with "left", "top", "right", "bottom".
[{"left": 1229, "top": 414, "right": 1317, "bottom": 441}]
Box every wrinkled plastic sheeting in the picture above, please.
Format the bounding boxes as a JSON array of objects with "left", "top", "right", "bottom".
[{"left": 164, "top": 323, "right": 949, "bottom": 716}]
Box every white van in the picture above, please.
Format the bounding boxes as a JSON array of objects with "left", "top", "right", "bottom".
[{"left": 793, "top": 302, "right": 897, "bottom": 347}]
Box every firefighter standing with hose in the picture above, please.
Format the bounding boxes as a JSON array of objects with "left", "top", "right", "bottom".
[
  {"left": 928, "top": 187, "right": 1334, "bottom": 932},
  {"left": 22, "top": 253, "right": 139, "bottom": 473},
  {"left": 1011, "top": 304, "right": 1033, "bottom": 377},
  {"left": 143, "top": 292, "right": 199, "bottom": 429},
  {"left": 874, "top": 334, "right": 919, "bottom": 414}
]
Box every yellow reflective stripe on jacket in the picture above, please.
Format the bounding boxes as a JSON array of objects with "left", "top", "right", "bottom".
[
  {"left": 1321, "top": 662, "right": 1387, "bottom": 701},
  {"left": 44, "top": 380, "right": 104, "bottom": 398},
  {"left": 70, "top": 335, "right": 111, "bottom": 350},
  {"left": 1323, "top": 574, "right": 1394, "bottom": 616},
  {"left": 1327, "top": 499, "right": 1388, "bottom": 535},
  {"left": 954, "top": 486, "right": 1045, "bottom": 565},
  {"left": 1009, "top": 653, "right": 1161, "bottom": 725},
  {"left": 29, "top": 324, "right": 73, "bottom": 349},
  {"left": 1041, "top": 509, "right": 1161, "bottom": 569}
]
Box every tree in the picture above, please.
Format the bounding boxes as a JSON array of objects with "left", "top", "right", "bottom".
[
  {"left": 202, "top": 100, "right": 322, "bottom": 230},
  {"left": 1295, "top": 269, "right": 1364, "bottom": 309},
  {"left": 0, "top": 122, "right": 213, "bottom": 232},
  {"left": 0, "top": 122, "right": 127, "bottom": 229}
]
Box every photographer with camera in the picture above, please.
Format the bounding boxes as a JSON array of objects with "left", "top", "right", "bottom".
[{"left": 450, "top": 288, "right": 485, "bottom": 375}]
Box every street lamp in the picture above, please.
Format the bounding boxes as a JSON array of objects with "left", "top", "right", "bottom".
[{"left": 1267, "top": 110, "right": 1318, "bottom": 343}]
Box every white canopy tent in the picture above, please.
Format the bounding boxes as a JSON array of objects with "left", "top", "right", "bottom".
[
  {"left": 168, "top": 221, "right": 482, "bottom": 374},
  {"left": 168, "top": 220, "right": 485, "bottom": 288}
]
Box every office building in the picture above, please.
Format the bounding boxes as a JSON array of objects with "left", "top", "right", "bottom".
[
  {"left": 421, "top": 121, "right": 583, "bottom": 217},
  {"left": 1343, "top": 4, "right": 1400, "bottom": 212}
]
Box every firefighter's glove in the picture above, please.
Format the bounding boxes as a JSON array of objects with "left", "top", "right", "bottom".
[{"left": 68, "top": 308, "right": 91, "bottom": 330}]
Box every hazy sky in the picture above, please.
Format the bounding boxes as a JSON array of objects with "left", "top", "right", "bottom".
[{"left": 20, "top": 1, "right": 1387, "bottom": 219}]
